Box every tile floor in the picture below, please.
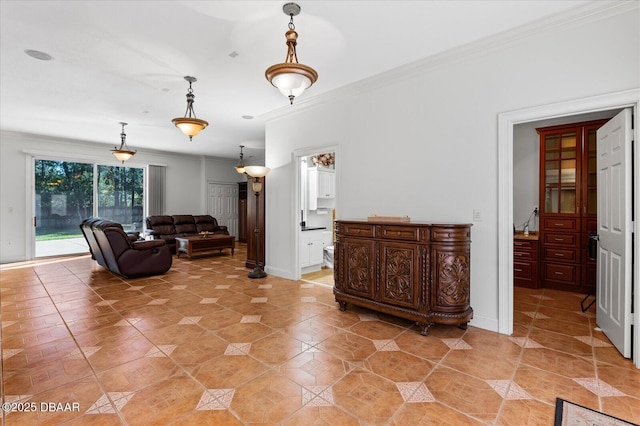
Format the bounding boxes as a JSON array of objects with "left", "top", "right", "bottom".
[{"left": 1, "top": 244, "right": 639, "bottom": 425}]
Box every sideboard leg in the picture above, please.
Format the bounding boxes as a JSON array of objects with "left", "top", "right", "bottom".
[
  {"left": 338, "top": 301, "right": 347, "bottom": 311},
  {"left": 458, "top": 322, "right": 468, "bottom": 330},
  {"left": 417, "top": 322, "right": 432, "bottom": 336}
]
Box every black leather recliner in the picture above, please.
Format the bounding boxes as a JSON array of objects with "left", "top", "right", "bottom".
[{"left": 80, "top": 218, "right": 172, "bottom": 278}]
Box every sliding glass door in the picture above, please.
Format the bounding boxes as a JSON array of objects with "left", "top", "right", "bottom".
[
  {"left": 35, "top": 160, "right": 94, "bottom": 257},
  {"left": 34, "top": 159, "right": 144, "bottom": 257}
]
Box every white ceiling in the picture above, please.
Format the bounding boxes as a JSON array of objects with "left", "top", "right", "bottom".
[{"left": 1, "top": 0, "right": 592, "bottom": 161}]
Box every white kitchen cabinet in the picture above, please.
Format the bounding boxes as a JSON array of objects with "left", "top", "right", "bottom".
[
  {"left": 308, "top": 168, "right": 335, "bottom": 210},
  {"left": 300, "top": 229, "right": 332, "bottom": 268}
]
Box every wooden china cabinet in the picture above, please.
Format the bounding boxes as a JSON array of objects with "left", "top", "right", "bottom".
[{"left": 537, "top": 119, "right": 606, "bottom": 293}]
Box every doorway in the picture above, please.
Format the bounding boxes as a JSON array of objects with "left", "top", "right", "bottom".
[
  {"left": 293, "top": 145, "right": 339, "bottom": 281},
  {"left": 513, "top": 112, "right": 618, "bottom": 292},
  {"left": 498, "top": 89, "right": 640, "bottom": 368}
]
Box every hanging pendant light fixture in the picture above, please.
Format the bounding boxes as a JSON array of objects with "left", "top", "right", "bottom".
[
  {"left": 235, "top": 145, "right": 247, "bottom": 174},
  {"left": 111, "top": 122, "right": 136, "bottom": 163},
  {"left": 265, "top": 2, "right": 318, "bottom": 105},
  {"left": 172, "top": 76, "right": 208, "bottom": 140}
]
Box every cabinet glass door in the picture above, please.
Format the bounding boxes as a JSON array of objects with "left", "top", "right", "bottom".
[{"left": 543, "top": 132, "right": 577, "bottom": 214}]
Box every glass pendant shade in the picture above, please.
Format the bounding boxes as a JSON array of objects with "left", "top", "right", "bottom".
[
  {"left": 244, "top": 166, "right": 271, "bottom": 178},
  {"left": 172, "top": 117, "right": 208, "bottom": 137},
  {"left": 270, "top": 69, "right": 313, "bottom": 98},
  {"left": 112, "top": 149, "right": 136, "bottom": 163}
]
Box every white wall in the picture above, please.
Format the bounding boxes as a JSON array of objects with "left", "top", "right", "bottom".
[
  {"left": 263, "top": 3, "right": 640, "bottom": 332},
  {"left": 0, "top": 131, "right": 244, "bottom": 263}
]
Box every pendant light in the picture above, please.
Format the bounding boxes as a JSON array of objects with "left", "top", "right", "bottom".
[
  {"left": 235, "top": 145, "right": 247, "bottom": 174},
  {"left": 172, "top": 76, "right": 208, "bottom": 140},
  {"left": 111, "top": 122, "right": 136, "bottom": 163},
  {"left": 265, "top": 2, "right": 318, "bottom": 105}
]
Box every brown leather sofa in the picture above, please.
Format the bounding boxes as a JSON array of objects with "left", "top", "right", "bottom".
[
  {"left": 145, "top": 214, "right": 229, "bottom": 253},
  {"left": 80, "top": 218, "right": 172, "bottom": 278}
]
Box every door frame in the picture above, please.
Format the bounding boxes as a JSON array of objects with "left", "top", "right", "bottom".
[{"left": 497, "top": 88, "right": 640, "bottom": 367}]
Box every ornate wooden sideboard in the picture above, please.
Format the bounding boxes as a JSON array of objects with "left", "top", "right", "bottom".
[{"left": 334, "top": 220, "right": 473, "bottom": 335}]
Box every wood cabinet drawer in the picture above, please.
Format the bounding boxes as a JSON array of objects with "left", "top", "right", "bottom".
[
  {"left": 542, "top": 217, "right": 578, "bottom": 231},
  {"left": 339, "top": 223, "right": 374, "bottom": 238},
  {"left": 430, "top": 226, "right": 471, "bottom": 242},
  {"left": 543, "top": 232, "right": 578, "bottom": 246},
  {"left": 543, "top": 262, "right": 578, "bottom": 284},
  {"left": 514, "top": 261, "right": 534, "bottom": 278},
  {"left": 514, "top": 250, "right": 536, "bottom": 261},
  {"left": 514, "top": 239, "right": 537, "bottom": 251},
  {"left": 377, "top": 225, "right": 421, "bottom": 242},
  {"left": 543, "top": 247, "right": 579, "bottom": 263},
  {"left": 514, "top": 260, "right": 539, "bottom": 288}
]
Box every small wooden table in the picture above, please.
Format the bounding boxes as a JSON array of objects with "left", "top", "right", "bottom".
[{"left": 176, "top": 235, "right": 235, "bottom": 259}]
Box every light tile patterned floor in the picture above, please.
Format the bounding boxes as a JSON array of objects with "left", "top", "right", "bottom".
[{"left": 1, "top": 244, "right": 639, "bottom": 425}]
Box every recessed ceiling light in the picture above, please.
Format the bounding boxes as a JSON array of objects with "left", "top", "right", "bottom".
[
  {"left": 242, "top": 115, "right": 254, "bottom": 120},
  {"left": 24, "top": 49, "right": 53, "bottom": 61}
]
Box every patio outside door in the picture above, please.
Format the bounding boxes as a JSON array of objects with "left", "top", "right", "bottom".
[{"left": 34, "top": 159, "right": 94, "bottom": 257}]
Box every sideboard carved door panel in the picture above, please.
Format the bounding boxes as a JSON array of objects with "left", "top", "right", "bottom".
[
  {"left": 431, "top": 246, "right": 471, "bottom": 315},
  {"left": 341, "top": 239, "right": 375, "bottom": 300},
  {"left": 377, "top": 242, "right": 424, "bottom": 310}
]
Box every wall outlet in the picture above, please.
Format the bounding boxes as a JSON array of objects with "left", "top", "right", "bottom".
[
  {"left": 533, "top": 205, "right": 539, "bottom": 215},
  {"left": 473, "top": 209, "right": 482, "bottom": 221}
]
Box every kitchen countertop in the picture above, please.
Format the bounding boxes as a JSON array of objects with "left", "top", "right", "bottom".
[{"left": 514, "top": 231, "right": 539, "bottom": 241}]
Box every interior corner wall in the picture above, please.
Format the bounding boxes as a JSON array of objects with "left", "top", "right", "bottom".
[
  {"left": 0, "top": 131, "right": 238, "bottom": 264},
  {"left": 263, "top": 4, "right": 640, "bottom": 333}
]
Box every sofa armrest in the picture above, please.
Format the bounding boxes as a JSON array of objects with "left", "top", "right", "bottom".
[
  {"left": 127, "top": 231, "right": 140, "bottom": 242},
  {"left": 132, "top": 240, "right": 166, "bottom": 251},
  {"left": 216, "top": 225, "right": 228, "bottom": 232}
]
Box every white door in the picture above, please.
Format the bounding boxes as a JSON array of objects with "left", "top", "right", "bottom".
[
  {"left": 596, "top": 108, "right": 633, "bottom": 358},
  {"left": 207, "top": 182, "right": 239, "bottom": 238}
]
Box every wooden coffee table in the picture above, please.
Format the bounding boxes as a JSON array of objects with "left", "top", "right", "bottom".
[{"left": 176, "top": 235, "right": 235, "bottom": 259}]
